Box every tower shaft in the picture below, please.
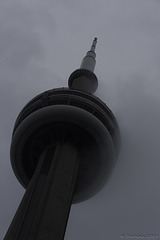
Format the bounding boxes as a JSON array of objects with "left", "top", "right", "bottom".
[{"left": 4, "top": 140, "right": 79, "bottom": 240}]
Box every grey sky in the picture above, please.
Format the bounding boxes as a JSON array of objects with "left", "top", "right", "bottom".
[{"left": 0, "top": 0, "right": 160, "bottom": 239}]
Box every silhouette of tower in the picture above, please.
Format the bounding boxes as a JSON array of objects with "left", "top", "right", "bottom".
[{"left": 4, "top": 38, "right": 120, "bottom": 240}]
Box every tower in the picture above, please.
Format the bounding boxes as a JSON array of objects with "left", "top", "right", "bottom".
[{"left": 4, "top": 38, "right": 120, "bottom": 240}]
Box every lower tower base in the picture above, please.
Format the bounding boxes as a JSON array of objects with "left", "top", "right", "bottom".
[{"left": 4, "top": 140, "right": 79, "bottom": 240}]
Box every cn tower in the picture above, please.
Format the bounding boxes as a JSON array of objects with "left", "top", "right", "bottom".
[{"left": 4, "top": 38, "right": 120, "bottom": 240}]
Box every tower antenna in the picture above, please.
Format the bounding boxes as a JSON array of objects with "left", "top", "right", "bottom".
[
  {"left": 68, "top": 38, "right": 98, "bottom": 93},
  {"left": 90, "top": 37, "right": 97, "bottom": 52},
  {"left": 80, "top": 37, "right": 97, "bottom": 72}
]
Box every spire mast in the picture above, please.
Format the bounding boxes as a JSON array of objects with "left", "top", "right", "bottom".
[
  {"left": 90, "top": 37, "right": 97, "bottom": 52},
  {"left": 80, "top": 37, "right": 97, "bottom": 72},
  {"left": 68, "top": 38, "right": 98, "bottom": 93}
]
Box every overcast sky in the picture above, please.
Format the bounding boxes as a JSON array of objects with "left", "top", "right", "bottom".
[{"left": 0, "top": 0, "right": 160, "bottom": 239}]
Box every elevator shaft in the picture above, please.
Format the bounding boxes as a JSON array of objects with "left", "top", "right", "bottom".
[{"left": 4, "top": 141, "right": 79, "bottom": 240}]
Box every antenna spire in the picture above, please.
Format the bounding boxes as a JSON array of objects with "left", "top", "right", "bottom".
[
  {"left": 68, "top": 38, "right": 98, "bottom": 93},
  {"left": 90, "top": 37, "right": 97, "bottom": 52},
  {"left": 80, "top": 37, "right": 97, "bottom": 72}
]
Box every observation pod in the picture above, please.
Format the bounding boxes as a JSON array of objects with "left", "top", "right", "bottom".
[{"left": 10, "top": 38, "right": 120, "bottom": 204}]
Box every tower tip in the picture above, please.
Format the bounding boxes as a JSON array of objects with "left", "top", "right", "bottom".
[{"left": 91, "top": 38, "right": 97, "bottom": 52}]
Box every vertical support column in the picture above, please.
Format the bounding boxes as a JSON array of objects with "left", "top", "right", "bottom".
[{"left": 4, "top": 140, "right": 79, "bottom": 240}]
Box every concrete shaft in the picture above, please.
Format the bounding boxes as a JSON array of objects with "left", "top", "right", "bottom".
[{"left": 4, "top": 141, "right": 79, "bottom": 240}]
